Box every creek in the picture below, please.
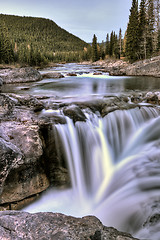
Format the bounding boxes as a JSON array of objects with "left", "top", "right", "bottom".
[{"left": 19, "top": 63, "right": 160, "bottom": 240}]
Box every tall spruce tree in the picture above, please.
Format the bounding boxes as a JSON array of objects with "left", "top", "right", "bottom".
[
  {"left": 105, "top": 33, "right": 110, "bottom": 55},
  {"left": 146, "top": 0, "right": 155, "bottom": 56},
  {"left": 154, "top": 0, "right": 160, "bottom": 51},
  {"left": 119, "top": 28, "right": 122, "bottom": 58},
  {"left": 139, "top": 0, "right": 147, "bottom": 59},
  {"left": 109, "top": 31, "right": 114, "bottom": 56},
  {"left": 126, "top": 0, "right": 139, "bottom": 62},
  {"left": 92, "top": 34, "right": 98, "bottom": 62}
]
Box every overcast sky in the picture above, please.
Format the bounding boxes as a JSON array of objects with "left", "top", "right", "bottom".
[{"left": 0, "top": 0, "right": 132, "bottom": 43}]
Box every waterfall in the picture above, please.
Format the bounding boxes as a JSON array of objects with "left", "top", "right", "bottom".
[{"left": 23, "top": 106, "right": 160, "bottom": 239}]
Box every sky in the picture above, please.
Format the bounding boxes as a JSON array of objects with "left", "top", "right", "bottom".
[{"left": 0, "top": 0, "right": 132, "bottom": 43}]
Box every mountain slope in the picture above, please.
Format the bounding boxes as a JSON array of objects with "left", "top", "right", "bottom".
[{"left": 0, "top": 14, "right": 89, "bottom": 63}]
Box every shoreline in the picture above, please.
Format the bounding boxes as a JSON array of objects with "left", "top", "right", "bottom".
[{"left": 0, "top": 55, "right": 160, "bottom": 86}]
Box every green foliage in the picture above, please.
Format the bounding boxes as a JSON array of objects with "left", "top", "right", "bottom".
[
  {"left": 0, "top": 21, "right": 14, "bottom": 64},
  {"left": 138, "top": 0, "right": 147, "bottom": 59},
  {"left": 0, "top": 14, "right": 89, "bottom": 65},
  {"left": 92, "top": 34, "right": 99, "bottom": 62},
  {"left": 146, "top": 0, "right": 155, "bottom": 56},
  {"left": 125, "top": 0, "right": 139, "bottom": 62},
  {"left": 105, "top": 34, "right": 110, "bottom": 55}
]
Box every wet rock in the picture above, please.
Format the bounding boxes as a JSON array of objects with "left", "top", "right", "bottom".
[
  {"left": 0, "top": 137, "right": 23, "bottom": 195},
  {"left": 66, "top": 72, "right": 77, "bottom": 76},
  {"left": 41, "top": 72, "right": 64, "bottom": 79},
  {"left": 0, "top": 211, "right": 139, "bottom": 240},
  {"left": 93, "top": 72, "right": 102, "bottom": 75},
  {"left": 0, "top": 77, "right": 3, "bottom": 86},
  {"left": 63, "top": 104, "right": 87, "bottom": 122},
  {"left": 39, "top": 123, "right": 70, "bottom": 186},
  {"left": 0, "top": 67, "right": 42, "bottom": 84},
  {"left": 145, "top": 91, "right": 160, "bottom": 104}
]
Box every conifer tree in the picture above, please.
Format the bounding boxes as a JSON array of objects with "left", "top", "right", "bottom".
[
  {"left": 146, "top": 0, "right": 155, "bottom": 56},
  {"left": 109, "top": 31, "right": 114, "bottom": 56},
  {"left": 119, "top": 28, "right": 122, "bottom": 59},
  {"left": 154, "top": 0, "right": 160, "bottom": 51},
  {"left": 105, "top": 33, "right": 110, "bottom": 55},
  {"left": 125, "top": 0, "right": 139, "bottom": 62},
  {"left": 92, "top": 34, "right": 98, "bottom": 62},
  {"left": 139, "top": 0, "right": 147, "bottom": 59}
]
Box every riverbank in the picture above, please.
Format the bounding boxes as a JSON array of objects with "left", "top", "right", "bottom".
[
  {"left": 90, "top": 55, "right": 160, "bottom": 77},
  {"left": 0, "top": 56, "right": 160, "bottom": 86}
]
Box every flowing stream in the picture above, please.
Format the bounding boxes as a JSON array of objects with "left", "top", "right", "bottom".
[{"left": 24, "top": 105, "right": 160, "bottom": 240}]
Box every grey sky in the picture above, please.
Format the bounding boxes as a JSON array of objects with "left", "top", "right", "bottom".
[{"left": 0, "top": 0, "right": 132, "bottom": 42}]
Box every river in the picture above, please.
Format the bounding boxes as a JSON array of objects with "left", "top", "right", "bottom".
[
  {"left": 14, "top": 63, "right": 160, "bottom": 240},
  {"left": 2, "top": 63, "right": 160, "bottom": 98}
]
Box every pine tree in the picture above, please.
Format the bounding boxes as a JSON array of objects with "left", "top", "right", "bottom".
[
  {"left": 92, "top": 34, "right": 98, "bottom": 62},
  {"left": 119, "top": 28, "right": 122, "bottom": 59},
  {"left": 139, "top": 0, "right": 147, "bottom": 59},
  {"left": 154, "top": 0, "right": 160, "bottom": 51},
  {"left": 105, "top": 33, "right": 110, "bottom": 55},
  {"left": 109, "top": 31, "right": 114, "bottom": 56},
  {"left": 125, "top": 0, "right": 139, "bottom": 62},
  {"left": 113, "top": 34, "right": 119, "bottom": 58},
  {"left": 146, "top": 0, "right": 155, "bottom": 56}
]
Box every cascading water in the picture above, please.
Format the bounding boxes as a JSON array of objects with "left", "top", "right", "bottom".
[{"left": 23, "top": 106, "right": 160, "bottom": 240}]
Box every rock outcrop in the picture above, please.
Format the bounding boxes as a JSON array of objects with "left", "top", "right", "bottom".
[
  {"left": 93, "top": 55, "right": 160, "bottom": 77},
  {"left": 125, "top": 56, "right": 160, "bottom": 77},
  {"left": 0, "top": 67, "right": 42, "bottom": 84},
  {"left": 0, "top": 211, "right": 139, "bottom": 240},
  {"left": 41, "top": 72, "right": 65, "bottom": 79},
  {"left": 0, "top": 94, "right": 49, "bottom": 210}
]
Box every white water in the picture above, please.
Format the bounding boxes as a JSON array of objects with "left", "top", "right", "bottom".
[{"left": 23, "top": 106, "right": 160, "bottom": 239}]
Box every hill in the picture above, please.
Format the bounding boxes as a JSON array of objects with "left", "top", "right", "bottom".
[{"left": 0, "top": 14, "right": 89, "bottom": 64}]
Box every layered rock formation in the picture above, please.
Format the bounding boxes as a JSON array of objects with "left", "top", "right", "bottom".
[{"left": 0, "top": 211, "right": 139, "bottom": 240}]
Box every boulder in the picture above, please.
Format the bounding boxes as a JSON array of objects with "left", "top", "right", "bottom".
[
  {"left": 63, "top": 104, "right": 87, "bottom": 122},
  {"left": 66, "top": 72, "right": 77, "bottom": 76},
  {"left": 41, "top": 72, "right": 64, "bottom": 79},
  {"left": 0, "top": 67, "right": 42, "bottom": 84},
  {"left": 0, "top": 211, "right": 139, "bottom": 240}
]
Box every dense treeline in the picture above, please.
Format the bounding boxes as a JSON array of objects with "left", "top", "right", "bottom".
[
  {"left": 92, "top": 0, "right": 160, "bottom": 62},
  {"left": 0, "top": 14, "right": 90, "bottom": 65},
  {"left": 0, "top": 0, "right": 160, "bottom": 66}
]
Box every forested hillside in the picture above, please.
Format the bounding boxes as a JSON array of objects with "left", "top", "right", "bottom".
[{"left": 0, "top": 14, "right": 90, "bottom": 65}]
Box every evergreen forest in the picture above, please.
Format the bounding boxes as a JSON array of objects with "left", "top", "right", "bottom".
[
  {"left": 92, "top": 0, "right": 160, "bottom": 63},
  {"left": 0, "top": 14, "right": 90, "bottom": 66},
  {"left": 0, "top": 0, "right": 160, "bottom": 66}
]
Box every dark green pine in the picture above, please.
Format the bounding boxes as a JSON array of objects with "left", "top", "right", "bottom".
[
  {"left": 92, "top": 34, "right": 98, "bottom": 62},
  {"left": 126, "top": 0, "right": 139, "bottom": 62}
]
